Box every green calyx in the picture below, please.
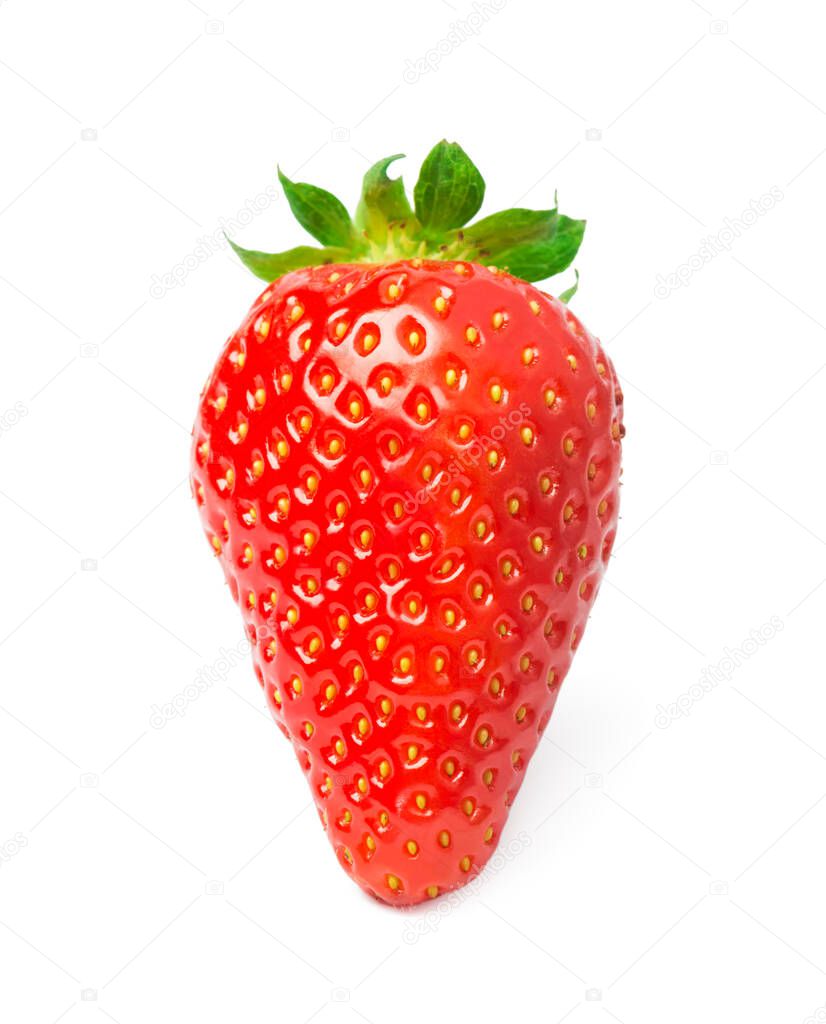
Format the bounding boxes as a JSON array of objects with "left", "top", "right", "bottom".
[{"left": 229, "top": 141, "right": 585, "bottom": 291}]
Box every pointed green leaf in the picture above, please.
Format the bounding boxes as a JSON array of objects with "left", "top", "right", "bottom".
[
  {"left": 413, "top": 141, "right": 485, "bottom": 233},
  {"left": 493, "top": 216, "right": 586, "bottom": 281},
  {"left": 277, "top": 168, "right": 358, "bottom": 248},
  {"left": 558, "top": 270, "right": 580, "bottom": 304},
  {"left": 355, "top": 154, "right": 414, "bottom": 241},
  {"left": 228, "top": 238, "right": 350, "bottom": 282},
  {"left": 460, "top": 208, "right": 559, "bottom": 254}
]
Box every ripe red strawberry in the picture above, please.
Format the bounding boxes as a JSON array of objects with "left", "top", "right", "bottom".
[{"left": 191, "top": 142, "right": 623, "bottom": 906}]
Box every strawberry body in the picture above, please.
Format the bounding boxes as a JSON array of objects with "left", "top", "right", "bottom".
[{"left": 191, "top": 257, "right": 623, "bottom": 906}]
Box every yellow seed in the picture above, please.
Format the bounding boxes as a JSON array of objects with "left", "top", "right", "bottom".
[
  {"left": 365, "top": 835, "right": 376, "bottom": 851},
  {"left": 462, "top": 799, "right": 474, "bottom": 816},
  {"left": 303, "top": 530, "right": 316, "bottom": 549},
  {"left": 465, "top": 326, "right": 479, "bottom": 344},
  {"left": 415, "top": 794, "right": 427, "bottom": 810},
  {"left": 357, "top": 716, "right": 369, "bottom": 736},
  {"left": 387, "top": 874, "right": 400, "bottom": 891},
  {"left": 406, "top": 840, "right": 419, "bottom": 855},
  {"left": 419, "top": 531, "right": 432, "bottom": 550},
  {"left": 555, "top": 569, "right": 564, "bottom": 584},
  {"left": 359, "top": 528, "right": 372, "bottom": 548},
  {"left": 544, "top": 388, "right": 556, "bottom": 407},
  {"left": 421, "top": 463, "right": 433, "bottom": 482},
  {"left": 276, "top": 439, "right": 288, "bottom": 459},
  {"left": 458, "top": 422, "right": 472, "bottom": 440},
  {"left": 434, "top": 654, "right": 445, "bottom": 672},
  {"left": 415, "top": 704, "right": 426, "bottom": 721},
  {"left": 379, "top": 811, "right": 389, "bottom": 827},
  {"left": 362, "top": 333, "right": 377, "bottom": 353},
  {"left": 547, "top": 668, "right": 557, "bottom": 687},
  {"left": 521, "top": 426, "right": 534, "bottom": 445},
  {"left": 482, "top": 769, "right": 494, "bottom": 786},
  {"left": 286, "top": 607, "right": 299, "bottom": 625},
  {"left": 416, "top": 401, "right": 429, "bottom": 421},
  {"left": 516, "top": 705, "right": 527, "bottom": 722},
  {"left": 487, "top": 450, "right": 499, "bottom": 468},
  {"left": 529, "top": 300, "right": 540, "bottom": 315},
  {"left": 380, "top": 697, "right": 393, "bottom": 716},
  {"left": 400, "top": 656, "right": 412, "bottom": 674},
  {"left": 489, "top": 676, "right": 502, "bottom": 696},
  {"left": 359, "top": 468, "right": 372, "bottom": 488},
  {"left": 335, "top": 321, "right": 348, "bottom": 339},
  {"left": 445, "top": 367, "right": 458, "bottom": 387},
  {"left": 254, "top": 387, "right": 266, "bottom": 406},
  {"left": 408, "top": 330, "right": 421, "bottom": 351},
  {"left": 438, "top": 830, "right": 450, "bottom": 847},
  {"left": 320, "top": 372, "right": 334, "bottom": 392},
  {"left": 387, "top": 283, "right": 401, "bottom": 299},
  {"left": 489, "top": 384, "right": 503, "bottom": 403},
  {"left": 334, "top": 739, "right": 345, "bottom": 757},
  {"left": 289, "top": 302, "right": 304, "bottom": 322},
  {"left": 563, "top": 503, "right": 574, "bottom": 522},
  {"left": 443, "top": 759, "right": 456, "bottom": 777},
  {"left": 443, "top": 608, "right": 456, "bottom": 626},
  {"left": 567, "top": 354, "right": 577, "bottom": 371},
  {"left": 476, "top": 726, "right": 490, "bottom": 746},
  {"left": 598, "top": 499, "right": 608, "bottom": 516},
  {"left": 521, "top": 347, "right": 534, "bottom": 366},
  {"left": 522, "top": 594, "right": 534, "bottom": 612},
  {"left": 433, "top": 295, "right": 447, "bottom": 312},
  {"left": 450, "top": 703, "right": 462, "bottom": 721},
  {"left": 507, "top": 497, "right": 519, "bottom": 515},
  {"left": 325, "top": 683, "right": 337, "bottom": 701},
  {"left": 304, "top": 721, "right": 314, "bottom": 737},
  {"left": 563, "top": 437, "right": 575, "bottom": 455},
  {"left": 335, "top": 499, "right": 347, "bottom": 519},
  {"left": 280, "top": 371, "right": 292, "bottom": 391},
  {"left": 214, "top": 394, "right": 227, "bottom": 413},
  {"left": 492, "top": 311, "right": 504, "bottom": 329},
  {"left": 349, "top": 399, "right": 363, "bottom": 419},
  {"left": 378, "top": 374, "right": 393, "bottom": 394},
  {"left": 484, "top": 827, "right": 495, "bottom": 843},
  {"left": 577, "top": 544, "right": 588, "bottom": 559},
  {"left": 471, "top": 582, "right": 484, "bottom": 600},
  {"left": 531, "top": 535, "right": 544, "bottom": 553},
  {"left": 375, "top": 633, "right": 388, "bottom": 652},
  {"left": 379, "top": 760, "right": 391, "bottom": 778},
  {"left": 236, "top": 422, "right": 248, "bottom": 441},
  {"left": 407, "top": 744, "right": 419, "bottom": 761},
  {"left": 587, "top": 402, "right": 596, "bottom": 420},
  {"left": 357, "top": 776, "right": 368, "bottom": 794},
  {"left": 475, "top": 520, "right": 487, "bottom": 539},
  {"left": 467, "top": 648, "right": 479, "bottom": 666},
  {"left": 450, "top": 487, "right": 461, "bottom": 506}
]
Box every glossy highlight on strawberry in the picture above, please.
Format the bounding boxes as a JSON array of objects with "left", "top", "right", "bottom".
[{"left": 190, "top": 143, "right": 623, "bottom": 906}]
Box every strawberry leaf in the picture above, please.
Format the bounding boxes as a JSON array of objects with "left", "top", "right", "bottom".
[
  {"left": 356, "top": 154, "right": 414, "bottom": 242},
  {"left": 413, "top": 141, "right": 485, "bottom": 233},
  {"left": 277, "top": 168, "right": 359, "bottom": 249},
  {"left": 491, "top": 215, "right": 586, "bottom": 281},
  {"left": 558, "top": 269, "right": 580, "bottom": 304},
  {"left": 228, "top": 239, "right": 350, "bottom": 282},
  {"left": 458, "top": 208, "right": 562, "bottom": 257}
]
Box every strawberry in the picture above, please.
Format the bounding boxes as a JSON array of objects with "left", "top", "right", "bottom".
[{"left": 191, "top": 142, "right": 623, "bottom": 906}]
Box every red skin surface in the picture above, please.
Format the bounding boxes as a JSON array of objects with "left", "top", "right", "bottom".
[{"left": 191, "top": 259, "right": 623, "bottom": 907}]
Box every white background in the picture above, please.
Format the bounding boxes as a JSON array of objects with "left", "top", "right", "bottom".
[{"left": 1, "top": 1, "right": 824, "bottom": 1021}]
